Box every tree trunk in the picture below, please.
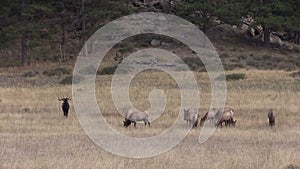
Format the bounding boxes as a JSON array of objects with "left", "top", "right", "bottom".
[
  {"left": 167, "top": 0, "right": 172, "bottom": 13},
  {"left": 21, "top": 34, "right": 28, "bottom": 65},
  {"left": 263, "top": 28, "right": 270, "bottom": 47},
  {"left": 81, "top": 0, "right": 88, "bottom": 57},
  {"left": 20, "top": 0, "right": 28, "bottom": 65},
  {"left": 295, "top": 32, "right": 300, "bottom": 44},
  {"left": 261, "top": 0, "right": 271, "bottom": 48},
  {"left": 61, "top": 20, "right": 66, "bottom": 61},
  {"left": 81, "top": 0, "right": 86, "bottom": 33},
  {"left": 61, "top": 0, "right": 67, "bottom": 62}
]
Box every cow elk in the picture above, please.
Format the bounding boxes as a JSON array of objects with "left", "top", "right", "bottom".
[
  {"left": 200, "top": 108, "right": 218, "bottom": 126},
  {"left": 58, "top": 96, "right": 71, "bottom": 117},
  {"left": 200, "top": 107, "right": 236, "bottom": 127},
  {"left": 123, "top": 109, "right": 150, "bottom": 127},
  {"left": 184, "top": 109, "right": 199, "bottom": 128},
  {"left": 217, "top": 107, "right": 236, "bottom": 127}
]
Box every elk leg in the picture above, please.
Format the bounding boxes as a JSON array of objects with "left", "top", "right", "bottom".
[
  {"left": 218, "top": 121, "right": 223, "bottom": 128},
  {"left": 225, "top": 120, "right": 229, "bottom": 127},
  {"left": 64, "top": 111, "right": 68, "bottom": 117}
]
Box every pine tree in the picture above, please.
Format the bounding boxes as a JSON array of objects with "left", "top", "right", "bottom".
[{"left": 177, "top": 0, "right": 216, "bottom": 33}]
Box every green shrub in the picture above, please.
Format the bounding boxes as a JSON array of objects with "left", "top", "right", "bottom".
[
  {"left": 43, "top": 67, "right": 71, "bottom": 76},
  {"left": 97, "top": 66, "right": 117, "bottom": 75},
  {"left": 290, "top": 71, "right": 300, "bottom": 79},
  {"left": 114, "top": 53, "right": 124, "bottom": 64},
  {"left": 78, "top": 65, "right": 97, "bottom": 75},
  {"left": 22, "top": 71, "right": 39, "bottom": 77},
  {"left": 226, "top": 73, "right": 246, "bottom": 81},
  {"left": 294, "top": 45, "right": 300, "bottom": 53},
  {"left": 118, "top": 47, "right": 133, "bottom": 54},
  {"left": 216, "top": 73, "right": 246, "bottom": 81},
  {"left": 182, "top": 57, "right": 204, "bottom": 71},
  {"left": 223, "top": 63, "right": 245, "bottom": 71},
  {"left": 59, "top": 75, "right": 83, "bottom": 85}
]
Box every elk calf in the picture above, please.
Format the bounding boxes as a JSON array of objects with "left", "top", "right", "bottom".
[
  {"left": 58, "top": 96, "right": 71, "bottom": 117},
  {"left": 268, "top": 109, "right": 275, "bottom": 126}
]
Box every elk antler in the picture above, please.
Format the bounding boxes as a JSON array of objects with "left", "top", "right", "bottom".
[{"left": 58, "top": 96, "right": 71, "bottom": 101}]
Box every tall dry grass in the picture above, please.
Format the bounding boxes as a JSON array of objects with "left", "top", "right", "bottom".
[{"left": 0, "top": 70, "right": 300, "bottom": 169}]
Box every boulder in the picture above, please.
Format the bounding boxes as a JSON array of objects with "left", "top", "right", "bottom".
[{"left": 150, "top": 39, "right": 161, "bottom": 47}]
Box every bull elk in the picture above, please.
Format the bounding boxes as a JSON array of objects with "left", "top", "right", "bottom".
[
  {"left": 58, "top": 96, "right": 71, "bottom": 117},
  {"left": 268, "top": 109, "right": 275, "bottom": 127}
]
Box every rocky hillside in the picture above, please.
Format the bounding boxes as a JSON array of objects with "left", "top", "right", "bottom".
[{"left": 0, "top": 0, "right": 299, "bottom": 71}]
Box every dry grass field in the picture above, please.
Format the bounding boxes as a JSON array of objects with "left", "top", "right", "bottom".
[{"left": 0, "top": 69, "right": 300, "bottom": 169}]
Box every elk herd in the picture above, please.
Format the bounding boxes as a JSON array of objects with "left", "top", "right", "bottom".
[
  {"left": 121, "top": 107, "right": 275, "bottom": 128},
  {"left": 184, "top": 107, "right": 237, "bottom": 128},
  {"left": 58, "top": 96, "right": 276, "bottom": 128}
]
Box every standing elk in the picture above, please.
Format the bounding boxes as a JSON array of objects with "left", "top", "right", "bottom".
[
  {"left": 268, "top": 109, "right": 275, "bottom": 126},
  {"left": 200, "top": 108, "right": 218, "bottom": 126},
  {"left": 184, "top": 109, "right": 199, "bottom": 128},
  {"left": 58, "top": 96, "right": 71, "bottom": 117},
  {"left": 123, "top": 109, "right": 150, "bottom": 127}
]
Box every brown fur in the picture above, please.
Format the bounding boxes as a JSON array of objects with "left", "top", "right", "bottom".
[{"left": 217, "top": 108, "right": 236, "bottom": 127}]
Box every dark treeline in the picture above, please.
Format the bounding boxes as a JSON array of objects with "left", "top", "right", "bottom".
[
  {"left": 0, "top": 0, "right": 299, "bottom": 66},
  {"left": 0, "top": 0, "right": 133, "bottom": 65}
]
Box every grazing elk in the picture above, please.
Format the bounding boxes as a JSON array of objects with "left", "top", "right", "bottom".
[
  {"left": 58, "top": 96, "right": 71, "bottom": 117},
  {"left": 123, "top": 108, "right": 136, "bottom": 127},
  {"left": 216, "top": 107, "right": 236, "bottom": 127},
  {"left": 268, "top": 109, "right": 275, "bottom": 127},
  {"left": 184, "top": 109, "right": 199, "bottom": 128},
  {"left": 123, "top": 110, "right": 150, "bottom": 127}
]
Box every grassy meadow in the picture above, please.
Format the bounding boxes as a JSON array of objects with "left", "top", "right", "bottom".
[{"left": 0, "top": 69, "right": 300, "bottom": 169}]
